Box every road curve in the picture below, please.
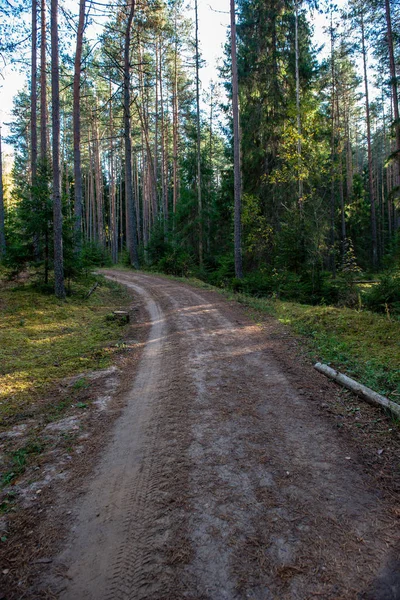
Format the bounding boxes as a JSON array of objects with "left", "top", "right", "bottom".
[{"left": 54, "top": 270, "right": 399, "bottom": 600}]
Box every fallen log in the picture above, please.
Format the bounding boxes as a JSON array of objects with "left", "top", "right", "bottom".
[
  {"left": 85, "top": 282, "right": 99, "bottom": 299},
  {"left": 314, "top": 362, "right": 400, "bottom": 420},
  {"left": 113, "top": 310, "right": 129, "bottom": 324}
]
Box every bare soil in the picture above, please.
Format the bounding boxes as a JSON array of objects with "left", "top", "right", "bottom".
[{"left": 2, "top": 271, "right": 400, "bottom": 600}]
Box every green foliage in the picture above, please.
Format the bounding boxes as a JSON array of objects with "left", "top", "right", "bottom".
[
  {"left": 363, "top": 271, "right": 400, "bottom": 315},
  {"left": 80, "top": 242, "right": 112, "bottom": 272},
  {"left": 1, "top": 441, "right": 44, "bottom": 488},
  {"left": 157, "top": 246, "right": 195, "bottom": 277}
]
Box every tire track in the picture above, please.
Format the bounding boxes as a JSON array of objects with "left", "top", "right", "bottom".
[
  {"left": 47, "top": 271, "right": 400, "bottom": 600},
  {"left": 55, "top": 279, "right": 176, "bottom": 600}
]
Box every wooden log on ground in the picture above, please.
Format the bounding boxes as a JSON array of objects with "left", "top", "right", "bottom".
[
  {"left": 314, "top": 362, "right": 400, "bottom": 420},
  {"left": 113, "top": 310, "right": 129, "bottom": 324},
  {"left": 85, "top": 282, "right": 99, "bottom": 299}
]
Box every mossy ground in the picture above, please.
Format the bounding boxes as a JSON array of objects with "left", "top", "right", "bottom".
[{"left": 0, "top": 273, "right": 131, "bottom": 427}]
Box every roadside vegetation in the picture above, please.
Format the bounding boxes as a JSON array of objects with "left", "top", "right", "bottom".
[
  {"left": 0, "top": 269, "right": 131, "bottom": 428},
  {"left": 247, "top": 297, "right": 399, "bottom": 404},
  {"left": 144, "top": 268, "right": 400, "bottom": 408}
]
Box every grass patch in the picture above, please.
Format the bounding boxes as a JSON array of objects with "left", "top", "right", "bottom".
[
  {"left": 0, "top": 274, "right": 131, "bottom": 425},
  {"left": 270, "top": 301, "right": 400, "bottom": 400},
  {"left": 1, "top": 441, "right": 44, "bottom": 488}
]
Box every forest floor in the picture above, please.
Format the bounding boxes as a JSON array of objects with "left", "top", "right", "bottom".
[{"left": 1, "top": 269, "right": 400, "bottom": 599}]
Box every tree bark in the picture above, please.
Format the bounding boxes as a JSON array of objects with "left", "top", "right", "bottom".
[
  {"left": 32, "top": 0, "right": 39, "bottom": 259},
  {"left": 92, "top": 112, "right": 104, "bottom": 246},
  {"left": 385, "top": 0, "right": 400, "bottom": 227},
  {"left": 0, "top": 128, "right": 6, "bottom": 257},
  {"left": 360, "top": 11, "right": 378, "bottom": 268},
  {"left": 124, "top": 0, "right": 139, "bottom": 268},
  {"left": 31, "top": 0, "right": 38, "bottom": 187},
  {"left": 40, "top": 0, "right": 47, "bottom": 162},
  {"left": 51, "top": 0, "right": 65, "bottom": 298},
  {"left": 230, "top": 0, "right": 243, "bottom": 279},
  {"left": 295, "top": 1, "right": 303, "bottom": 206},
  {"left": 195, "top": 0, "right": 203, "bottom": 267},
  {"left": 314, "top": 363, "right": 400, "bottom": 420},
  {"left": 172, "top": 8, "right": 179, "bottom": 216},
  {"left": 109, "top": 78, "right": 117, "bottom": 263},
  {"left": 73, "top": 0, "right": 86, "bottom": 253},
  {"left": 329, "top": 13, "right": 336, "bottom": 277}
]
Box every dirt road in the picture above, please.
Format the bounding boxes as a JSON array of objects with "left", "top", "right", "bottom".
[{"left": 49, "top": 271, "right": 400, "bottom": 600}]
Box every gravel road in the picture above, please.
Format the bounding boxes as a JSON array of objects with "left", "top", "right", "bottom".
[{"left": 52, "top": 270, "right": 400, "bottom": 600}]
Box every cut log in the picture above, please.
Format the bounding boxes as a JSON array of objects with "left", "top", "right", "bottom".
[
  {"left": 113, "top": 310, "right": 129, "bottom": 324},
  {"left": 314, "top": 363, "right": 400, "bottom": 420},
  {"left": 85, "top": 282, "right": 99, "bottom": 299}
]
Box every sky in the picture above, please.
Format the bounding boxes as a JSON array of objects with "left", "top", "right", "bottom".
[{"left": 0, "top": 0, "right": 344, "bottom": 156}]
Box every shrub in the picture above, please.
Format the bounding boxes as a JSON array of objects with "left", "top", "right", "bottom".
[
  {"left": 157, "top": 247, "right": 195, "bottom": 277},
  {"left": 363, "top": 271, "right": 400, "bottom": 315}
]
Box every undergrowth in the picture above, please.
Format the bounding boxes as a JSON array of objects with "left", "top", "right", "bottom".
[{"left": 0, "top": 273, "right": 131, "bottom": 425}]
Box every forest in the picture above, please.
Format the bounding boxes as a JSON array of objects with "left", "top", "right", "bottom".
[{"left": 0, "top": 0, "right": 399, "bottom": 313}]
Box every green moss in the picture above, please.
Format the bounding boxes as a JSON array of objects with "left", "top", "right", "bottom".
[
  {"left": 0, "top": 275, "right": 131, "bottom": 424},
  {"left": 271, "top": 301, "right": 400, "bottom": 400}
]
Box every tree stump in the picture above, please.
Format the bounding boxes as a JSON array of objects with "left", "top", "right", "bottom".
[{"left": 113, "top": 310, "right": 129, "bottom": 324}]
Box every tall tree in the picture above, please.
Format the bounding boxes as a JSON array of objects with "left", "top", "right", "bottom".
[
  {"left": 385, "top": 0, "right": 400, "bottom": 204},
  {"left": 40, "top": 0, "right": 47, "bottom": 162},
  {"left": 124, "top": 0, "right": 139, "bottom": 268},
  {"left": 31, "top": 0, "right": 38, "bottom": 188},
  {"left": 230, "top": 0, "right": 243, "bottom": 279},
  {"left": 73, "top": 0, "right": 86, "bottom": 253},
  {"left": 0, "top": 127, "right": 5, "bottom": 258},
  {"left": 195, "top": 0, "right": 203, "bottom": 267},
  {"left": 360, "top": 8, "right": 378, "bottom": 268},
  {"left": 51, "top": 0, "right": 65, "bottom": 298}
]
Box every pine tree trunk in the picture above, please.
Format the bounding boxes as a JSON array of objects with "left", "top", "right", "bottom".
[
  {"left": 31, "top": 0, "right": 38, "bottom": 188},
  {"left": 329, "top": 14, "right": 336, "bottom": 276},
  {"left": 73, "top": 0, "right": 86, "bottom": 253},
  {"left": 32, "top": 0, "right": 39, "bottom": 259},
  {"left": 109, "top": 79, "right": 117, "bottom": 263},
  {"left": 195, "top": 0, "right": 203, "bottom": 267},
  {"left": 361, "top": 12, "right": 378, "bottom": 268},
  {"left": 40, "top": 0, "right": 47, "bottom": 162},
  {"left": 385, "top": 0, "right": 400, "bottom": 188},
  {"left": 92, "top": 114, "right": 104, "bottom": 246},
  {"left": 295, "top": 1, "right": 303, "bottom": 205},
  {"left": 159, "top": 41, "right": 168, "bottom": 234},
  {"left": 230, "top": 0, "right": 243, "bottom": 279},
  {"left": 124, "top": 0, "right": 139, "bottom": 268},
  {"left": 172, "top": 10, "right": 179, "bottom": 215},
  {"left": 51, "top": 0, "right": 65, "bottom": 298},
  {"left": 0, "top": 129, "right": 6, "bottom": 257}
]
